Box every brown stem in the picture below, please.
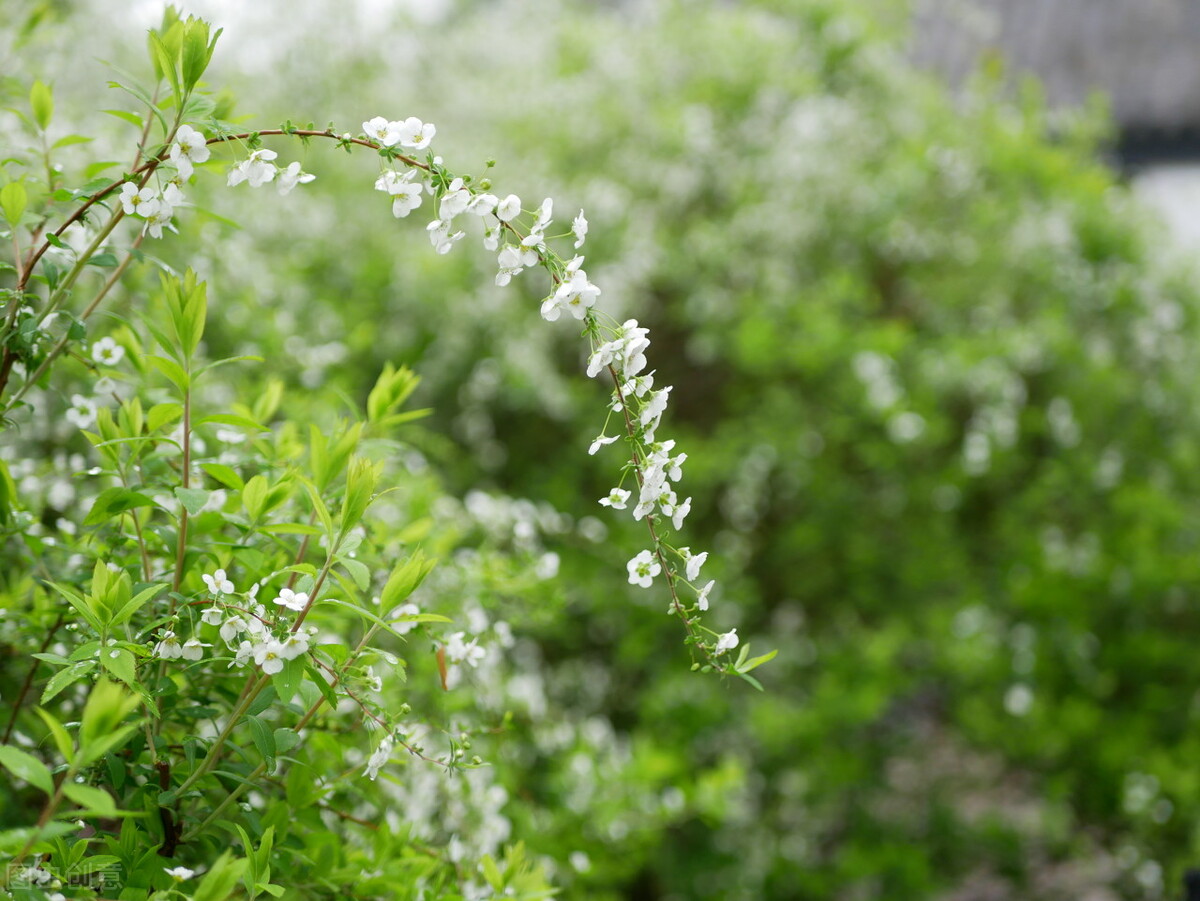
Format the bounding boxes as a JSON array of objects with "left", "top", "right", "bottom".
[{"left": 1, "top": 614, "right": 65, "bottom": 744}]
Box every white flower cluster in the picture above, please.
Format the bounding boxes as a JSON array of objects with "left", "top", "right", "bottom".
[
  {"left": 153, "top": 568, "right": 316, "bottom": 674},
  {"left": 358, "top": 113, "right": 732, "bottom": 660}
]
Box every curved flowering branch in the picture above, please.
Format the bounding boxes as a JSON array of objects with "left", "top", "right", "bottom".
[{"left": 3, "top": 107, "right": 763, "bottom": 673}]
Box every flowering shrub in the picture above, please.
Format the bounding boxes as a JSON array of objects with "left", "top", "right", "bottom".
[{"left": 0, "top": 9, "right": 772, "bottom": 899}]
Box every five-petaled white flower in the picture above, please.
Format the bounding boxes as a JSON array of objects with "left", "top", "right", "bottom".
[
  {"left": 164, "top": 867, "right": 195, "bottom": 881},
  {"left": 363, "top": 116, "right": 400, "bottom": 146},
  {"left": 272, "top": 588, "right": 308, "bottom": 612},
  {"left": 365, "top": 733, "right": 394, "bottom": 781},
  {"left": 91, "top": 336, "right": 125, "bottom": 366},
  {"left": 154, "top": 630, "right": 183, "bottom": 659},
  {"left": 279, "top": 632, "right": 310, "bottom": 660},
  {"left": 697, "top": 580, "right": 715, "bottom": 611},
  {"left": 600, "top": 488, "right": 630, "bottom": 510},
  {"left": 495, "top": 193, "right": 521, "bottom": 222},
  {"left": 203, "top": 568, "right": 235, "bottom": 595},
  {"left": 119, "top": 182, "right": 159, "bottom": 217},
  {"left": 169, "top": 124, "right": 210, "bottom": 180},
  {"left": 715, "top": 629, "right": 739, "bottom": 653},
  {"left": 254, "top": 641, "right": 286, "bottom": 674},
  {"left": 627, "top": 550, "right": 661, "bottom": 588},
  {"left": 180, "top": 638, "right": 208, "bottom": 661},
  {"left": 200, "top": 606, "right": 224, "bottom": 626},
  {"left": 227, "top": 148, "right": 278, "bottom": 187},
  {"left": 276, "top": 161, "right": 316, "bottom": 195},
  {"left": 681, "top": 548, "right": 708, "bottom": 581},
  {"left": 445, "top": 631, "right": 486, "bottom": 667},
  {"left": 66, "top": 394, "right": 98, "bottom": 429},
  {"left": 394, "top": 116, "right": 436, "bottom": 149}
]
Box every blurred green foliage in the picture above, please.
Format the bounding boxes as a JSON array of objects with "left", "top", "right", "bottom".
[{"left": 8, "top": 0, "right": 1200, "bottom": 897}]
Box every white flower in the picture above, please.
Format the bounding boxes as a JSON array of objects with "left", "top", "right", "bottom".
[
  {"left": 482, "top": 225, "right": 500, "bottom": 251},
  {"left": 164, "top": 866, "right": 195, "bottom": 881},
  {"left": 394, "top": 116, "right": 436, "bottom": 149},
  {"left": 227, "top": 148, "right": 278, "bottom": 187},
  {"left": 279, "top": 632, "right": 310, "bottom": 660},
  {"left": 495, "top": 194, "right": 521, "bottom": 222},
  {"left": 467, "top": 193, "right": 497, "bottom": 216},
  {"left": 220, "top": 616, "right": 246, "bottom": 643},
  {"left": 533, "top": 197, "right": 554, "bottom": 230},
  {"left": 550, "top": 269, "right": 601, "bottom": 321},
  {"left": 640, "top": 387, "right": 672, "bottom": 429},
  {"left": 438, "top": 177, "right": 471, "bottom": 219},
  {"left": 389, "top": 602, "right": 422, "bottom": 635},
  {"left": 390, "top": 183, "right": 423, "bottom": 218},
  {"left": 715, "top": 629, "right": 739, "bottom": 653},
  {"left": 670, "top": 496, "right": 692, "bottom": 530},
  {"left": 277, "top": 161, "right": 316, "bottom": 195},
  {"left": 681, "top": 548, "right": 708, "bottom": 581},
  {"left": 203, "top": 568, "right": 235, "bottom": 595},
  {"left": 600, "top": 488, "right": 630, "bottom": 510},
  {"left": 445, "top": 631, "right": 486, "bottom": 667},
  {"left": 154, "top": 630, "right": 183, "bottom": 659},
  {"left": 142, "top": 202, "right": 175, "bottom": 240},
  {"left": 626, "top": 550, "right": 660, "bottom": 588},
  {"left": 587, "top": 434, "right": 618, "bottom": 455},
  {"left": 495, "top": 244, "right": 524, "bottom": 286},
  {"left": 426, "top": 219, "right": 465, "bottom": 255},
  {"left": 231, "top": 640, "right": 254, "bottom": 668},
  {"left": 272, "top": 588, "right": 309, "bottom": 612},
  {"left": 180, "top": 638, "right": 208, "bottom": 661},
  {"left": 119, "top": 182, "right": 159, "bottom": 216},
  {"left": 363, "top": 116, "right": 400, "bottom": 146},
  {"left": 697, "top": 579, "right": 715, "bottom": 611},
  {"left": 91, "top": 336, "right": 125, "bottom": 366},
  {"left": 65, "top": 394, "right": 98, "bottom": 429},
  {"left": 254, "top": 641, "right": 286, "bottom": 675},
  {"left": 169, "top": 125, "right": 209, "bottom": 180},
  {"left": 365, "top": 733, "right": 394, "bottom": 780},
  {"left": 200, "top": 606, "right": 224, "bottom": 626},
  {"left": 572, "top": 209, "right": 588, "bottom": 248}
]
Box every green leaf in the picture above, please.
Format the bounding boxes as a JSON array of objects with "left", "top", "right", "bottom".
[
  {"left": 62, "top": 782, "right": 117, "bottom": 817},
  {"left": 100, "top": 647, "right": 139, "bottom": 689},
  {"left": 1, "top": 181, "right": 27, "bottom": 225},
  {"left": 51, "top": 134, "right": 93, "bottom": 149},
  {"left": 380, "top": 550, "right": 436, "bottom": 609},
  {"left": 41, "top": 661, "right": 96, "bottom": 705},
  {"left": 86, "top": 251, "right": 120, "bottom": 268},
  {"left": 84, "top": 486, "right": 157, "bottom": 526},
  {"left": 102, "top": 108, "right": 144, "bottom": 128},
  {"left": 193, "top": 851, "right": 249, "bottom": 901},
  {"left": 0, "top": 746, "right": 54, "bottom": 794},
  {"left": 30, "top": 79, "right": 53, "bottom": 129},
  {"left": 35, "top": 708, "right": 75, "bottom": 766},
  {"left": 258, "top": 523, "right": 323, "bottom": 536},
  {"left": 736, "top": 648, "right": 777, "bottom": 674},
  {"left": 175, "top": 486, "right": 209, "bottom": 516},
  {"left": 148, "top": 31, "right": 180, "bottom": 100},
  {"left": 148, "top": 402, "right": 183, "bottom": 432},
  {"left": 246, "top": 715, "right": 276, "bottom": 766},
  {"left": 339, "top": 557, "right": 371, "bottom": 590},
  {"left": 109, "top": 583, "right": 164, "bottom": 627},
  {"left": 197, "top": 413, "right": 269, "bottom": 432},
  {"left": 272, "top": 729, "right": 300, "bottom": 754},
  {"left": 316, "top": 597, "right": 448, "bottom": 643},
  {"left": 201, "top": 462, "right": 244, "bottom": 490},
  {"left": 147, "top": 354, "right": 189, "bottom": 393},
  {"left": 271, "top": 658, "right": 305, "bottom": 705},
  {"left": 46, "top": 580, "right": 103, "bottom": 633}
]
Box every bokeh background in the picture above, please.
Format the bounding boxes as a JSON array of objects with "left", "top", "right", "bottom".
[{"left": 9, "top": 0, "right": 1200, "bottom": 897}]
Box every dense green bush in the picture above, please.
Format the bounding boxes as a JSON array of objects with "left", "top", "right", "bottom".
[{"left": 7, "top": 0, "right": 1200, "bottom": 898}]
